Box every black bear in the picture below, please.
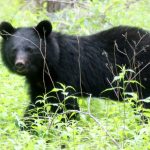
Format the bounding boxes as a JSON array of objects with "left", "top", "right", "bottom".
[{"left": 0, "top": 20, "right": 150, "bottom": 127}]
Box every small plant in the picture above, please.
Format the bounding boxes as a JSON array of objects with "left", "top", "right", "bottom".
[
  {"left": 18, "top": 83, "right": 78, "bottom": 134},
  {"left": 1, "top": 0, "right": 150, "bottom": 149},
  {"left": 103, "top": 66, "right": 141, "bottom": 100},
  {"left": 102, "top": 65, "right": 150, "bottom": 123}
]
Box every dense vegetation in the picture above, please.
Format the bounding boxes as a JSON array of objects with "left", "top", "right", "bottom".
[{"left": 0, "top": 0, "right": 150, "bottom": 149}]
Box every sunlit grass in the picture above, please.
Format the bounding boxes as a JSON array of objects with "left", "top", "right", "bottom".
[{"left": 0, "top": 0, "right": 150, "bottom": 149}]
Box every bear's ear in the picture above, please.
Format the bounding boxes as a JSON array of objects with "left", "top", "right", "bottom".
[
  {"left": 0, "top": 22, "right": 15, "bottom": 39},
  {"left": 35, "top": 20, "right": 52, "bottom": 38}
]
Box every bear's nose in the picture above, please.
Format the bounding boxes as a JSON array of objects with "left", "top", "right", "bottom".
[{"left": 15, "top": 61, "right": 25, "bottom": 70}]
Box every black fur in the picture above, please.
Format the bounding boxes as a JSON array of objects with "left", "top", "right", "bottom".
[{"left": 0, "top": 20, "right": 150, "bottom": 124}]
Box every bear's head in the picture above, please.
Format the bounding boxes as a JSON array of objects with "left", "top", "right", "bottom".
[{"left": 0, "top": 20, "right": 54, "bottom": 76}]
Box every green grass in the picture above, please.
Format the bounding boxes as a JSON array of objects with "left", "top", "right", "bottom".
[{"left": 0, "top": 0, "right": 150, "bottom": 149}]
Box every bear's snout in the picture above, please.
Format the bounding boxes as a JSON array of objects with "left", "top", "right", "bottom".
[{"left": 15, "top": 60, "right": 26, "bottom": 73}]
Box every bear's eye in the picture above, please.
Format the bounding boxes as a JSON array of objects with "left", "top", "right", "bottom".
[
  {"left": 27, "top": 48, "right": 33, "bottom": 53},
  {"left": 11, "top": 48, "right": 17, "bottom": 53}
]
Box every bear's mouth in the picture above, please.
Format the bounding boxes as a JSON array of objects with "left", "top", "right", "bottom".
[{"left": 15, "top": 68, "right": 28, "bottom": 75}]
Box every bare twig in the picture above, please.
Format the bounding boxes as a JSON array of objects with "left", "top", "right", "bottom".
[{"left": 59, "top": 109, "right": 121, "bottom": 149}]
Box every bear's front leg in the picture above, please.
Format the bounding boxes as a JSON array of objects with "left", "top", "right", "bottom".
[
  {"left": 21, "top": 84, "right": 47, "bottom": 130},
  {"left": 22, "top": 84, "right": 80, "bottom": 130}
]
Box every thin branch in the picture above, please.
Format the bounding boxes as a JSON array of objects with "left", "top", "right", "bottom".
[{"left": 59, "top": 109, "right": 121, "bottom": 149}]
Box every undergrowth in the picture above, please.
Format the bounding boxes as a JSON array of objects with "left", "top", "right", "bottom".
[{"left": 0, "top": 0, "right": 150, "bottom": 149}]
